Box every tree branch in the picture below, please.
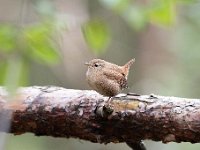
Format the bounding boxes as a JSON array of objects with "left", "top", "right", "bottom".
[{"left": 0, "top": 86, "right": 200, "bottom": 145}]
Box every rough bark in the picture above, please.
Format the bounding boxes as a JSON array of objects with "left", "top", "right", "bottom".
[{"left": 0, "top": 86, "right": 200, "bottom": 144}]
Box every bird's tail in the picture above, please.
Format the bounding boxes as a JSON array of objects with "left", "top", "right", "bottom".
[
  {"left": 125, "top": 58, "right": 135, "bottom": 67},
  {"left": 123, "top": 58, "right": 135, "bottom": 76}
]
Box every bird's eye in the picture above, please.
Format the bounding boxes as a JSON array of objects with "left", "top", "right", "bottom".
[{"left": 94, "top": 63, "right": 99, "bottom": 67}]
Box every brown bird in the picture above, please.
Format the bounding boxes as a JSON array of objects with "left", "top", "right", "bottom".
[{"left": 85, "top": 59, "right": 135, "bottom": 102}]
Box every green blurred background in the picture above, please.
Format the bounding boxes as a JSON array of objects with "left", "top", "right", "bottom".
[{"left": 0, "top": 0, "right": 200, "bottom": 149}]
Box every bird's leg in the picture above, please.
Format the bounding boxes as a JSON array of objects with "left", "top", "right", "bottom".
[{"left": 106, "top": 97, "right": 112, "bottom": 103}]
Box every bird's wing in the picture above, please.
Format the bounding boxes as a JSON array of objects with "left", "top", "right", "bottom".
[{"left": 103, "top": 70, "right": 128, "bottom": 89}]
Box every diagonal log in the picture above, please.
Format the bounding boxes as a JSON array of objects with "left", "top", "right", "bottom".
[{"left": 0, "top": 86, "right": 200, "bottom": 144}]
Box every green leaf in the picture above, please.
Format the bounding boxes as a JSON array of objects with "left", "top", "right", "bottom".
[
  {"left": 148, "top": 0, "right": 176, "bottom": 26},
  {"left": 82, "top": 20, "right": 110, "bottom": 55},
  {"left": 23, "top": 23, "right": 60, "bottom": 64},
  {"left": 0, "top": 25, "right": 16, "bottom": 52},
  {"left": 29, "top": 43, "right": 59, "bottom": 64}
]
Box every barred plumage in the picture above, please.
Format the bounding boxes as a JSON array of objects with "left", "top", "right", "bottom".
[{"left": 85, "top": 59, "right": 134, "bottom": 102}]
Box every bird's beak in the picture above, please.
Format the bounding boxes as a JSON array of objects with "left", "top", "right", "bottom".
[{"left": 85, "top": 62, "right": 89, "bottom": 66}]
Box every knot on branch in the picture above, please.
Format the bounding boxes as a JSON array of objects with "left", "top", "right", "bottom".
[{"left": 95, "top": 104, "right": 114, "bottom": 118}]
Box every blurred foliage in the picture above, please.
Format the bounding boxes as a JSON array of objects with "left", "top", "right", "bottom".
[
  {"left": 0, "top": 23, "right": 60, "bottom": 94},
  {"left": 169, "top": 2, "right": 200, "bottom": 97},
  {"left": 4, "top": 57, "right": 28, "bottom": 94},
  {"left": 148, "top": 0, "right": 176, "bottom": 26},
  {"left": 100, "top": 0, "right": 196, "bottom": 28},
  {"left": 34, "top": 0, "right": 56, "bottom": 17},
  {"left": 1, "top": 0, "right": 200, "bottom": 150},
  {"left": 82, "top": 20, "right": 110, "bottom": 54},
  {"left": 0, "top": 0, "right": 62, "bottom": 94},
  {"left": 83, "top": 0, "right": 195, "bottom": 54},
  {"left": 23, "top": 23, "right": 60, "bottom": 64},
  {"left": 0, "top": 25, "right": 16, "bottom": 52},
  {"left": 0, "top": 0, "right": 196, "bottom": 93}
]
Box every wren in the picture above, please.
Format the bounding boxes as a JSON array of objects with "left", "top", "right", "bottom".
[{"left": 85, "top": 58, "right": 135, "bottom": 102}]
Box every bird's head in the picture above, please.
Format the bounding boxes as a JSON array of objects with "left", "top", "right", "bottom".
[{"left": 85, "top": 59, "right": 106, "bottom": 72}]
